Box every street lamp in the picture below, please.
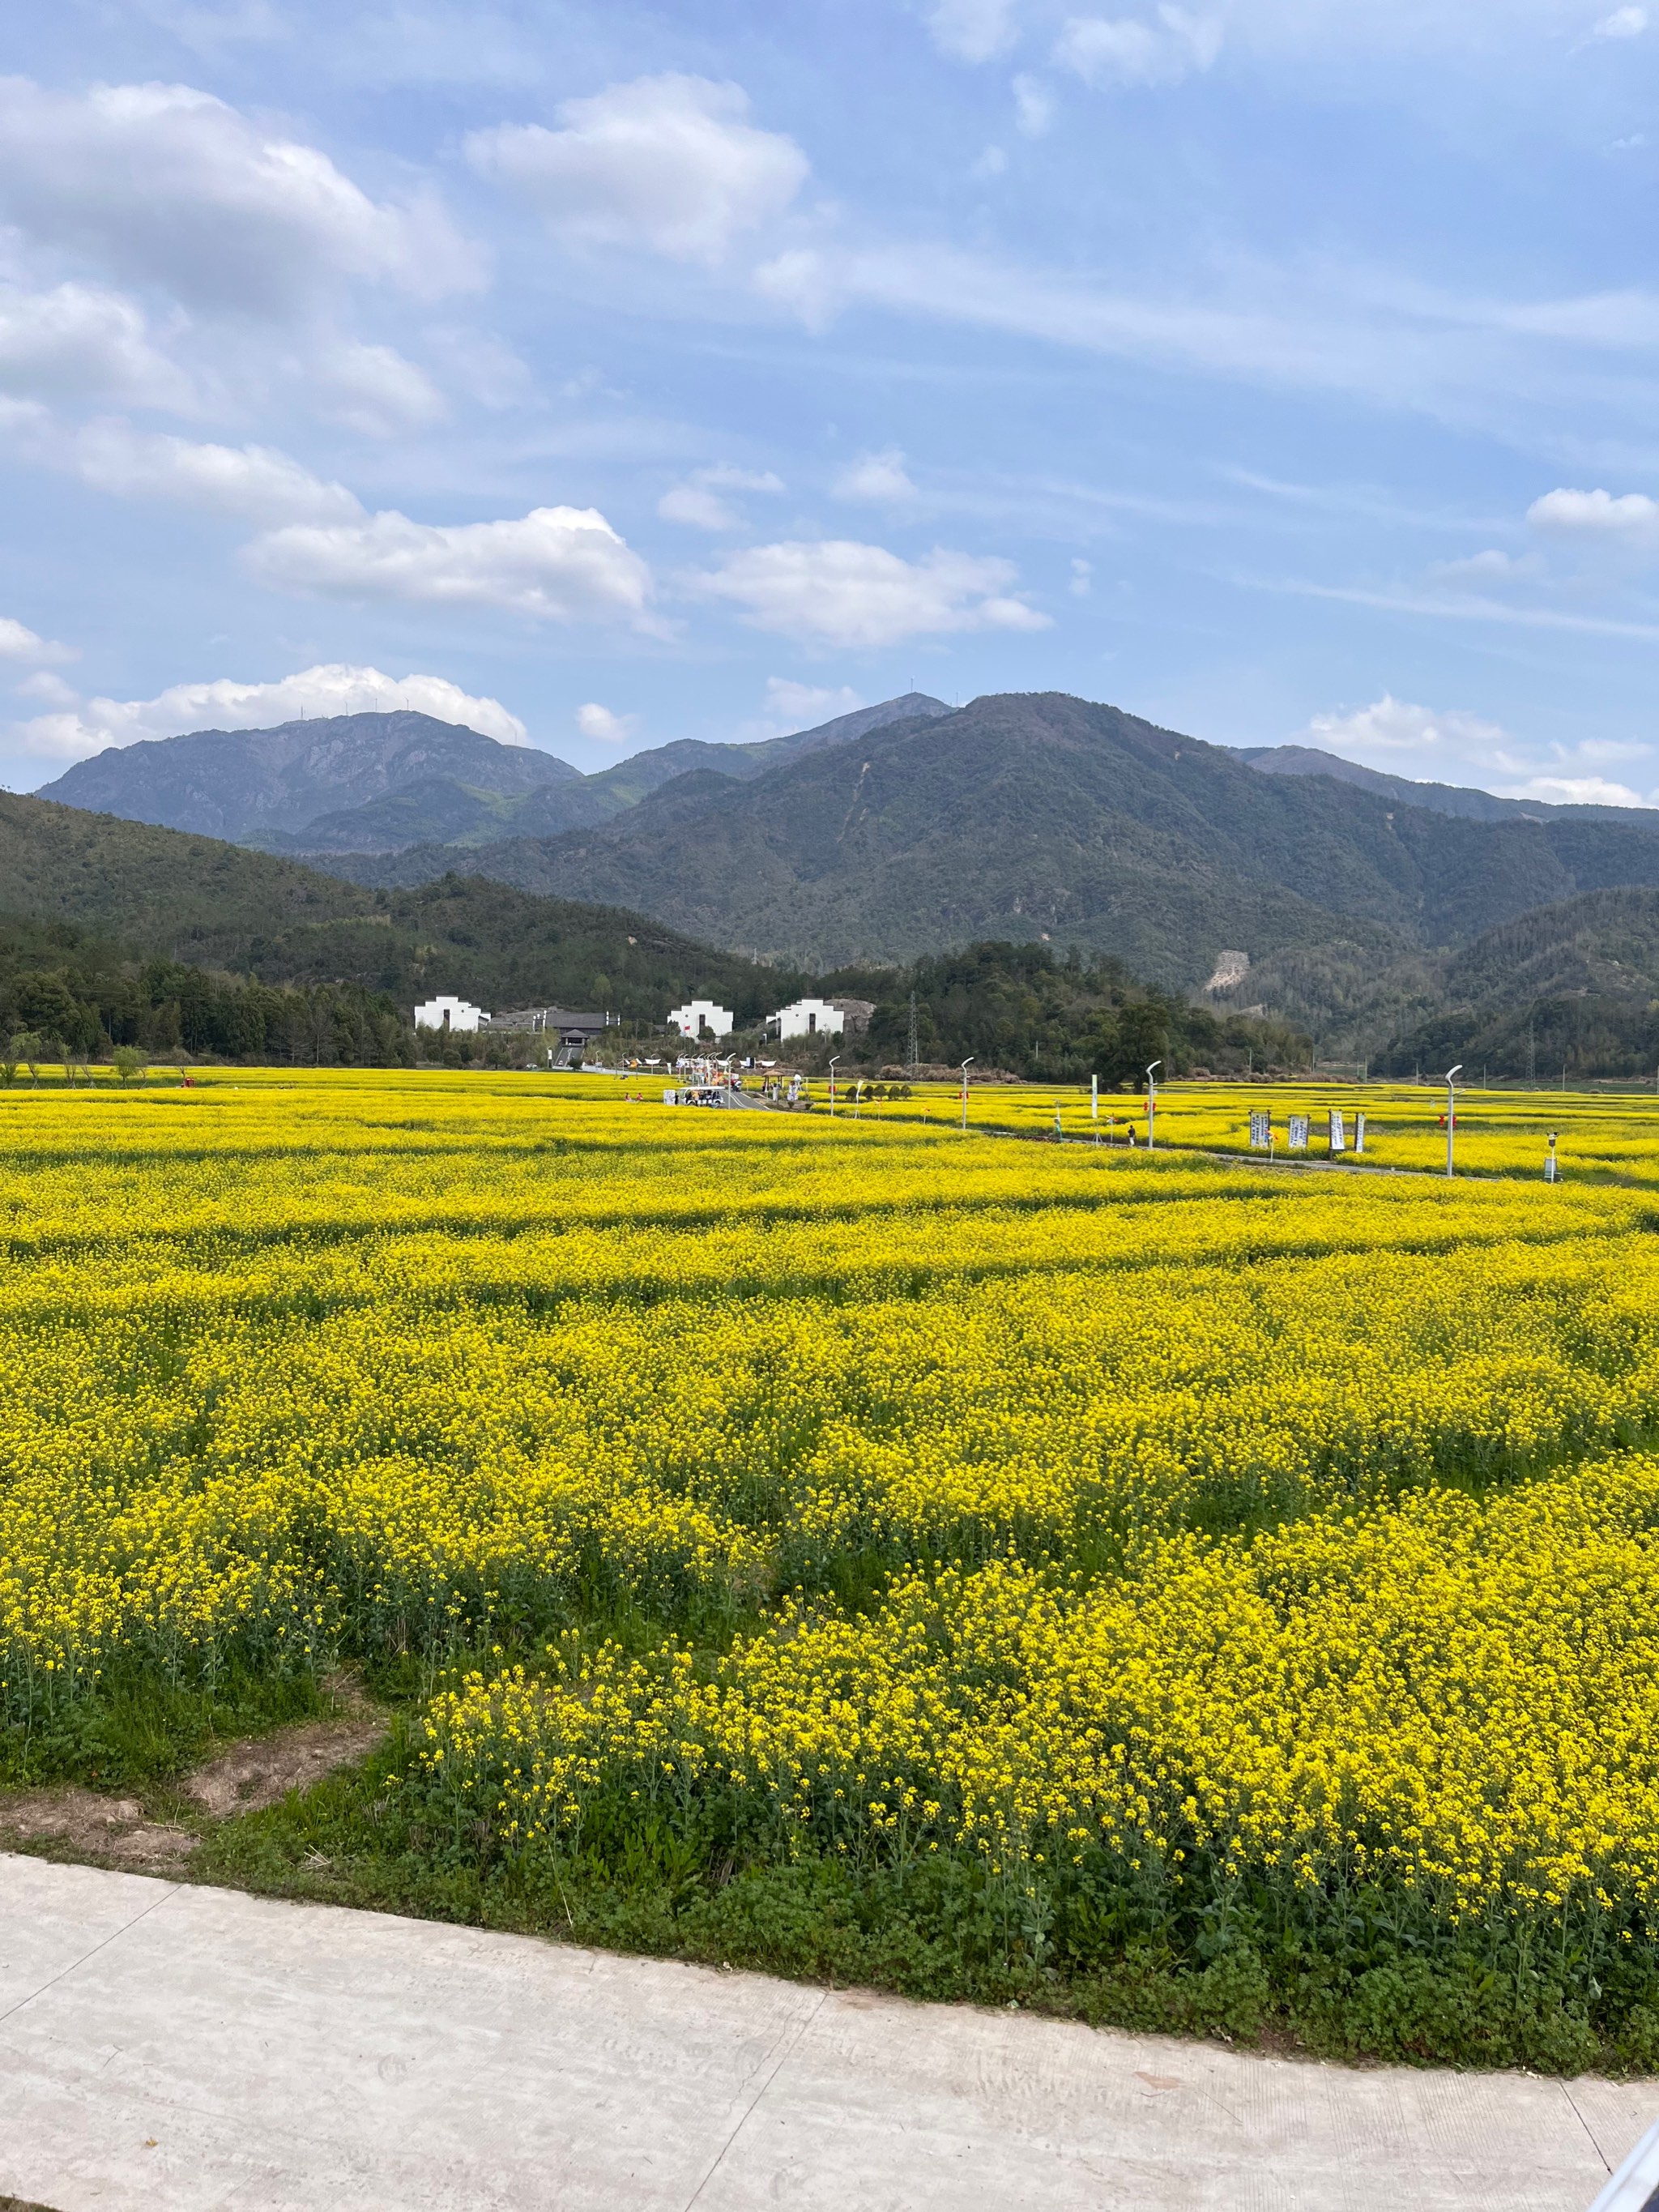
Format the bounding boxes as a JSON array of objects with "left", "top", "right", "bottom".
[
  {"left": 1145, "top": 1060, "right": 1162, "bottom": 1151},
  {"left": 1444, "top": 1063, "right": 1463, "bottom": 1179},
  {"left": 827, "top": 1054, "right": 841, "bottom": 1114},
  {"left": 960, "top": 1057, "right": 975, "bottom": 1131}
]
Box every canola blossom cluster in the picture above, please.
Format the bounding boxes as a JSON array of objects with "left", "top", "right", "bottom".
[
  {"left": 862, "top": 1072, "right": 1659, "bottom": 1184},
  {"left": 8, "top": 1070, "right": 1659, "bottom": 1951},
  {"left": 422, "top": 1461, "right": 1659, "bottom": 1919}
]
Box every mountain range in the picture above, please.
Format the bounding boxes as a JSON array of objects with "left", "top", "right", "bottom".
[
  {"left": 305, "top": 692, "right": 1659, "bottom": 996},
  {"left": 38, "top": 694, "right": 949, "bottom": 855},
  {"left": 28, "top": 687, "right": 1659, "bottom": 1068},
  {"left": 1229, "top": 744, "right": 1648, "bottom": 826}
]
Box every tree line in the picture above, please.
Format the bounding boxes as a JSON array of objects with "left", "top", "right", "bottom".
[
  {"left": 859, "top": 942, "right": 1311, "bottom": 1082},
  {"left": 1, "top": 932, "right": 413, "bottom": 1070}
]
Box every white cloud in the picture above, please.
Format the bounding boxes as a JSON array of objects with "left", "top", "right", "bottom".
[
  {"left": 1300, "top": 694, "right": 1510, "bottom": 757},
  {"left": 689, "top": 538, "right": 1049, "bottom": 648},
  {"left": 0, "top": 280, "right": 188, "bottom": 406},
  {"left": 753, "top": 240, "right": 1659, "bottom": 431},
  {"left": 309, "top": 341, "right": 446, "bottom": 437},
  {"left": 243, "top": 503, "right": 655, "bottom": 624},
  {"left": 1070, "top": 556, "right": 1094, "bottom": 596},
  {"left": 0, "top": 77, "right": 479, "bottom": 314},
  {"left": 0, "top": 615, "right": 74, "bottom": 666},
  {"left": 831, "top": 446, "right": 918, "bottom": 502},
  {"left": 17, "top": 661, "right": 527, "bottom": 764},
  {"left": 1012, "top": 74, "right": 1056, "bottom": 134},
  {"left": 754, "top": 676, "right": 867, "bottom": 732},
  {"left": 1278, "top": 574, "right": 1659, "bottom": 642},
  {"left": 45, "top": 417, "right": 363, "bottom": 524},
  {"left": 1527, "top": 486, "right": 1659, "bottom": 541},
  {"left": 1287, "top": 687, "right": 1659, "bottom": 808},
  {"left": 658, "top": 463, "right": 786, "bottom": 531},
  {"left": 1512, "top": 773, "right": 1647, "bottom": 805},
  {"left": 971, "top": 144, "right": 1009, "bottom": 178},
  {"left": 928, "top": 0, "right": 1021, "bottom": 62},
  {"left": 575, "top": 701, "right": 638, "bottom": 744},
  {"left": 753, "top": 248, "right": 845, "bottom": 331},
  {"left": 1056, "top": 15, "right": 1158, "bottom": 79},
  {"left": 1593, "top": 5, "right": 1648, "bottom": 35},
  {"left": 1055, "top": 7, "right": 1224, "bottom": 86},
  {"left": 466, "top": 75, "right": 808, "bottom": 267},
  {"left": 15, "top": 668, "right": 79, "bottom": 707},
  {"left": 659, "top": 482, "right": 744, "bottom": 531},
  {"left": 1427, "top": 547, "right": 1539, "bottom": 582}
]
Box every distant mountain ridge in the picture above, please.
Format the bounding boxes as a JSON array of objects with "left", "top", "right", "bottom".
[
  {"left": 1375, "top": 886, "right": 1659, "bottom": 1079},
  {"left": 1230, "top": 743, "right": 1657, "bottom": 826},
  {"left": 38, "top": 711, "right": 579, "bottom": 846},
  {"left": 36, "top": 683, "right": 1659, "bottom": 1062},
  {"left": 36, "top": 693, "right": 951, "bottom": 856},
  {"left": 320, "top": 691, "right": 1659, "bottom": 990}
]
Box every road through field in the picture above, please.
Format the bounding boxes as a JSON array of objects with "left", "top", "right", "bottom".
[{"left": 3, "top": 1854, "right": 1656, "bottom": 2212}]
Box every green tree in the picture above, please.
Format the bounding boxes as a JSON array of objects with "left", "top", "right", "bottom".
[
  {"left": 1093, "top": 999, "right": 1171, "bottom": 1086},
  {"left": 16, "top": 971, "right": 96, "bottom": 1053}
]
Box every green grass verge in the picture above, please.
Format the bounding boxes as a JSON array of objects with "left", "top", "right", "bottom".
[
  {"left": 186, "top": 1722, "right": 1659, "bottom": 2079},
  {"left": 0, "top": 1663, "right": 329, "bottom": 1791}
]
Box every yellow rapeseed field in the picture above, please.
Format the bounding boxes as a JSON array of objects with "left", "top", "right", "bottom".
[{"left": 11, "top": 1065, "right": 1659, "bottom": 2040}]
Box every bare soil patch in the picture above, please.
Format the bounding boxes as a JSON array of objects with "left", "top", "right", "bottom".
[
  {"left": 181, "top": 1704, "right": 387, "bottom": 1819},
  {"left": 0, "top": 1676, "right": 389, "bottom": 1873},
  {"left": 0, "top": 1789, "right": 196, "bottom": 1873}
]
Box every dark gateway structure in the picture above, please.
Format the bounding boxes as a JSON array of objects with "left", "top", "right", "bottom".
[{"left": 488, "top": 1006, "right": 616, "bottom": 1064}]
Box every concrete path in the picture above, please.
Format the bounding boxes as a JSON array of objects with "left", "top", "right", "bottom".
[{"left": 3, "top": 1854, "right": 1657, "bottom": 2212}]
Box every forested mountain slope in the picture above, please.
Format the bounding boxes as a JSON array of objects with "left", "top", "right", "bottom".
[{"left": 327, "top": 692, "right": 1659, "bottom": 989}]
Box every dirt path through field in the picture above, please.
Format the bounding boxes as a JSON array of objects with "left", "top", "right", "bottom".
[{"left": 0, "top": 1678, "right": 387, "bottom": 1877}]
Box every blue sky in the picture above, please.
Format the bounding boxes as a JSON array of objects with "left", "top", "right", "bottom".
[{"left": 3, "top": 0, "right": 1659, "bottom": 801}]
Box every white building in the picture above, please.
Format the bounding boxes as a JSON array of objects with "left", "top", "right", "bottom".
[
  {"left": 766, "top": 996, "right": 845, "bottom": 1042},
  {"left": 413, "top": 995, "right": 488, "bottom": 1033},
  {"left": 667, "top": 998, "right": 734, "bottom": 1040}
]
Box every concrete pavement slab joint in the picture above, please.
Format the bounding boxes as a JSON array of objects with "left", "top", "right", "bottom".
[
  {"left": 679, "top": 1988, "right": 830, "bottom": 2211},
  {"left": 0, "top": 1876, "right": 180, "bottom": 2031},
  {"left": 1564, "top": 2082, "right": 1616, "bottom": 2176}
]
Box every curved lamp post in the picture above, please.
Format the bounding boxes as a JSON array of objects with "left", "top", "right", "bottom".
[{"left": 1444, "top": 1063, "right": 1463, "bottom": 1178}]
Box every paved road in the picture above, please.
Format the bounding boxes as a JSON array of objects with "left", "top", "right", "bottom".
[{"left": 3, "top": 1853, "right": 1657, "bottom": 2212}]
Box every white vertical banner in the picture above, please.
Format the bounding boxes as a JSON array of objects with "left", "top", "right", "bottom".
[
  {"left": 1354, "top": 1110, "right": 1367, "bottom": 1155},
  {"left": 1329, "top": 1108, "right": 1346, "bottom": 1154},
  {"left": 1249, "top": 1110, "right": 1270, "bottom": 1150},
  {"left": 1091, "top": 1074, "right": 1098, "bottom": 1121},
  {"left": 1288, "top": 1113, "right": 1309, "bottom": 1152}
]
